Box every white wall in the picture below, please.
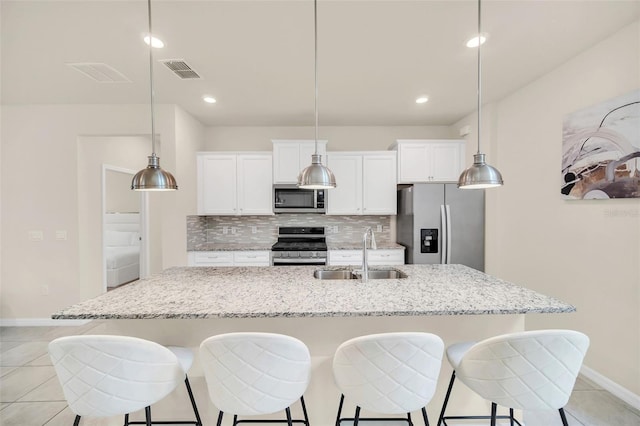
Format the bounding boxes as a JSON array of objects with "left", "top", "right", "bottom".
[
  {"left": 105, "top": 169, "right": 139, "bottom": 213},
  {"left": 205, "top": 125, "right": 455, "bottom": 151},
  {"left": 0, "top": 104, "right": 203, "bottom": 319},
  {"left": 480, "top": 21, "right": 640, "bottom": 394}
]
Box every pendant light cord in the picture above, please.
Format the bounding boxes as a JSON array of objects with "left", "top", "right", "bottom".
[
  {"left": 314, "top": 0, "right": 319, "bottom": 155},
  {"left": 476, "top": 0, "right": 482, "bottom": 156},
  {"left": 148, "top": 0, "right": 157, "bottom": 157}
]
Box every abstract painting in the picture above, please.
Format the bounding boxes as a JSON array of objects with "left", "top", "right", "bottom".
[{"left": 561, "top": 89, "right": 639, "bottom": 199}]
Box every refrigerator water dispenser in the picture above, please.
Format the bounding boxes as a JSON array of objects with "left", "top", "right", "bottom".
[{"left": 420, "top": 229, "right": 438, "bottom": 253}]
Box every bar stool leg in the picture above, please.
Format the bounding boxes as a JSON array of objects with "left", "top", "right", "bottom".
[
  {"left": 300, "top": 395, "right": 310, "bottom": 426},
  {"left": 124, "top": 413, "right": 129, "bottom": 426},
  {"left": 437, "top": 371, "right": 456, "bottom": 426},
  {"left": 73, "top": 415, "right": 81, "bottom": 426},
  {"left": 559, "top": 408, "right": 569, "bottom": 426},
  {"left": 490, "top": 403, "right": 497, "bottom": 426},
  {"left": 422, "top": 407, "right": 430, "bottom": 426},
  {"left": 144, "top": 406, "right": 152, "bottom": 426},
  {"left": 407, "top": 411, "right": 413, "bottom": 426},
  {"left": 184, "top": 376, "right": 202, "bottom": 426},
  {"left": 216, "top": 411, "right": 224, "bottom": 426},
  {"left": 353, "top": 406, "right": 361, "bottom": 426},
  {"left": 335, "top": 394, "right": 345, "bottom": 426}
]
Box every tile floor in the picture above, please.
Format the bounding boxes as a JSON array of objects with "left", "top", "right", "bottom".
[{"left": 1, "top": 322, "right": 639, "bottom": 426}]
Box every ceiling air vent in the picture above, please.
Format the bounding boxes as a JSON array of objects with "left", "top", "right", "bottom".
[
  {"left": 160, "top": 59, "right": 201, "bottom": 79},
  {"left": 66, "top": 62, "right": 131, "bottom": 83}
]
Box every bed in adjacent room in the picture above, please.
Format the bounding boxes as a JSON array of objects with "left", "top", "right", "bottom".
[{"left": 104, "top": 213, "right": 140, "bottom": 288}]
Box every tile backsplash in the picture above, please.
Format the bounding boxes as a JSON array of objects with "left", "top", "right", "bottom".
[{"left": 187, "top": 215, "right": 391, "bottom": 250}]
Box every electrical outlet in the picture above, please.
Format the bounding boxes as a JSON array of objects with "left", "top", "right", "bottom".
[
  {"left": 376, "top": 225, "right": 383, "bottom": 232},
  {"left": 222, "top": 227, "right": 228, "bottom": 234},
  {"left": 333, "top": 226, "right": 339, "bottom": 233},
  {"left": 251, "top": 226, "right": 257, "bottom": 234},
  {"left": 55, "top": 230, "right": 68, "bottom": 240},
  {"left": 231, "top": 227, "right": 237, "bottom": 234}
]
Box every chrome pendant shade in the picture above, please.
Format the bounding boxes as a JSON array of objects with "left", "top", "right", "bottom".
[
  {"left": 298, "top": 0, "right": 336, "bottom": 189},
  {"left": 298, "top": 154, "right": 336, "bottom": 189},
  {"left": 131, "top": 0, "right": 178, "bottom": 191},
  {"left": 131, "top": 154, "right": 178, "bottom": 191},
  {"left": 458, "top": 153, "right": 503, "bottom": 189},
  {"left": 458, "top": 0, "right": 503, "bottom": 189}
]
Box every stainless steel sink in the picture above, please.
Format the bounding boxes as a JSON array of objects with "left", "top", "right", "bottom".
[
  {"left": 313, "top": 270, "right": 356, "bottom": 280},
  {"left": 356, "top": 269, "right": 408, "bottom": 280},
  {"left": 313, "top": 269, "right": 407, "bottom": 280}
]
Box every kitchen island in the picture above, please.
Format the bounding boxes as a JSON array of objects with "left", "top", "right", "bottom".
[{"left": 53, "top": 265, "right": 575, "bottom": 424}]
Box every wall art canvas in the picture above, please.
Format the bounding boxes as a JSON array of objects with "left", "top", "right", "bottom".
[{"left": 561, "top": 89, "right": 639, "bottom": 200}]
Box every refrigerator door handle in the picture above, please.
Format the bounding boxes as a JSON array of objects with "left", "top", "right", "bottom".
[
  {"left": 445, "top": 204, "right": 452, "bottom": 264},
  {"left": 440, "top": 205, "right": 447, "bottom": 264}
]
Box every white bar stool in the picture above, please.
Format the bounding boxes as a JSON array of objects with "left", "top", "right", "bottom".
[
  {"left": 48, "top": 335, "right": 202, "bottom": 426},
  {"left": 199, "top": 332, "right": 311, "bottom": 426},
  {"left": 437, "top": 329, "right": 590, "bottom": 426},
  {"left": 332, "top": 332, "right": 445, "bottom": 426}
]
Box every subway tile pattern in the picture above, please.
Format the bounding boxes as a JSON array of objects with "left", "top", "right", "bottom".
[{"left": 186, "top": 215, "right": 392, "bottom": 250}]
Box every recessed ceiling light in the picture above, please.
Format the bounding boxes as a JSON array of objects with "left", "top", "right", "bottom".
[
  {"left": 203, "top": 96, "right": 217, "bottom": 104},
  {"left": 143, "top": 35, "right": 164, "bottom": 48},
  {"left": 415, "top": 96, "right": 429, "bottom": 104},
  {"left": 466, "top": 34, "right": 487, "bottom": 48}
]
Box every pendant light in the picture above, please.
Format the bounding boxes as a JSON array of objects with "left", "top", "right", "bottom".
[
  {"left": 131, "top": 0, "right": 178, "bottom": 191},
  {"left": 298, "top": 0, "right": 336, "bottom": 189},
  {"left": 458, "top": 0, "right": 503, "bottom": 189}
]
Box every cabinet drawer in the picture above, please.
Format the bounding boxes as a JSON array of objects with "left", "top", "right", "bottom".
[
  {"left": 190, "top": 251, "right": 234, "bottom": 266},
  {"left": 367, "top": 250, "right": 405, "bottom": 265},
  {"left": 234, "top": 251, "right": 270, "bottom": 266},
  {"left": 328, "top": 250, "right": 362, "bottom": 266}
]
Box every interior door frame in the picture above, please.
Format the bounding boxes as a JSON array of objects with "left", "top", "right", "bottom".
[{"left": 101, "top": 164, "right": 150, "bottom": 293}]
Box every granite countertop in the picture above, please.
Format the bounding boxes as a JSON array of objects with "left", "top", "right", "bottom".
[
  {"left": 188, "top": 243, "right": 404, "bottom": 251},
  {"left": 327, "top": 243, "right": 405, "bottom": 250},
  {"left": 189, "top": 243, "right": 274, "bottom": 251},
  {"left": 53, "top": 264, "right": 574, "bottom": 319}
]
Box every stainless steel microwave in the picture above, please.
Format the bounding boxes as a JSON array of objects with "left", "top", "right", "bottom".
[{"left": 273, "top": 184, "right": 326, "bottom": 213}]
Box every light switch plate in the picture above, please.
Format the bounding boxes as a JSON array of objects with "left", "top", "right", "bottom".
[
  {"left": 55, "top": 230, "right": 67, "bottom": 240},
  {"left": 28, "top": 230, "right": 44, "bottom": 241}
]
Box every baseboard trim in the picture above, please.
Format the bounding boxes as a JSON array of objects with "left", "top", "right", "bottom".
[
  {"left": 0, "top": 318, "right": 92, "bottom": 327},
  {"left": 581, "top": 365, "right": 640, "bottom": 410}
]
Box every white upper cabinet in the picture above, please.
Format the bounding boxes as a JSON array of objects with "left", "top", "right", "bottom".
[
  {"left": 272, "top": 140, "right": 327, "bottom": 184},
  {"left": 391, "top": 139, "right": 465, "bottom": 183},
  {"left": 197, "top": 152, "right": 273, "bottom": 215},
  {"left": 327, "top": 152, "right": 397, "bottom": 215}
]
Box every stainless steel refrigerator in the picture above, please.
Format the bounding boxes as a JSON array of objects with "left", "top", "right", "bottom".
[{"left": 396, "top": 183, "right": 485, "bottom": 271}]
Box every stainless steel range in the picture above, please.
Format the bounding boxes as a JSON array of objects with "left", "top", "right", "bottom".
[{"left": 271, "top": 227, "right": 327, "bottom": 266}]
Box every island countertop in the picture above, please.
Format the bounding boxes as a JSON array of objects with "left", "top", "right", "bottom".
[{"left": 53, "top": 264, "right": 574, "bottom": 319}]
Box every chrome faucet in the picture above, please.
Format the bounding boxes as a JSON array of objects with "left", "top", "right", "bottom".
[{"left": 362, "top": 227, "right": 377, "bottom": 281}]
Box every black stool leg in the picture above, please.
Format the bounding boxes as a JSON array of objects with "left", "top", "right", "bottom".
[
  {"left": 510, "top": 408, "right": 515, "bottom": 426},
  {"left": 216, "top": 411, "right": 224, "bottom": 426},
  {"left": 437, "top": 370, "right": 456, "bottom": 426},
  {"left": 559, "top": 408, "right": 569, "bottom": 426},
  {"left": 300, "top": 395, "right": 310, "bottom": 426},
  {"left": 407, "top": 412, "right": 413, "bottom": 426},
  {"left": 124, "top": 413, "right": 129, "bottom": 426},
  {"left": 490, "top": 403, "right": 497, "bottom": 426},
  {"left": 335, "top": 394, "right": 345, "bottom": 426},
  {"left": 353, "top": 406, "right": 361, "bottom": 426},
  {"left": 286, "top": 406, "right": 293, "bottom": 426},
  {"left": 145, "top": 406, "right": 152, "bottom": 426},
  {"left": 73, "top": 415, "right": 81, "bottom": 426},
  {"left": 184, "top": 375, "right": 202, "bottom": 426},
  {"left": 422, "top": 407, "right": 430, "bottom": 426}
]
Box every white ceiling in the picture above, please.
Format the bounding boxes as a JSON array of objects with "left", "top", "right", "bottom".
[{"left": 2, "top": 0, "right": 639, "bottom": 126}]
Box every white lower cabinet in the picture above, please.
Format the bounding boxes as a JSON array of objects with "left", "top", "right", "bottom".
[
  {"left": 188, "top": 251, "right": 270, "bottom": 267},
  {"left": 328, "top": 249, "right": 404, "bottom": 266}
]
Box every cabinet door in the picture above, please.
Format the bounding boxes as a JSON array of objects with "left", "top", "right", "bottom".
[
  {"left": 362, "top": 154, "right": 397, "bottom": 214},
  {"left": 197, "top": 154, "right": 237, "bottom": 215},
  {"left": 326, "top": 154, "right": 363, "bottom": 215},
  {"left": 429, "top": 142, "right": 464, "bottom": 181},
  {"left": 233, "top": 251, "right": 271, "bottom": 266},
  {"left": 367, "top": 249, "right": 405, "bottom": 265},
  {"left": 397, "top": 143, "right": 430, "bottom": 183},
  {"left": 237, "top": 155, "right": 273, "bottom": 215},
  {"left": 188, "top": 251, "right": 234, "bottom": 266},
  {"left": 328, "top": 250, "right": 362, "bottom": 266},
  {"left": 273, "top": 143, "right": 301, "bottom": 184}
]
